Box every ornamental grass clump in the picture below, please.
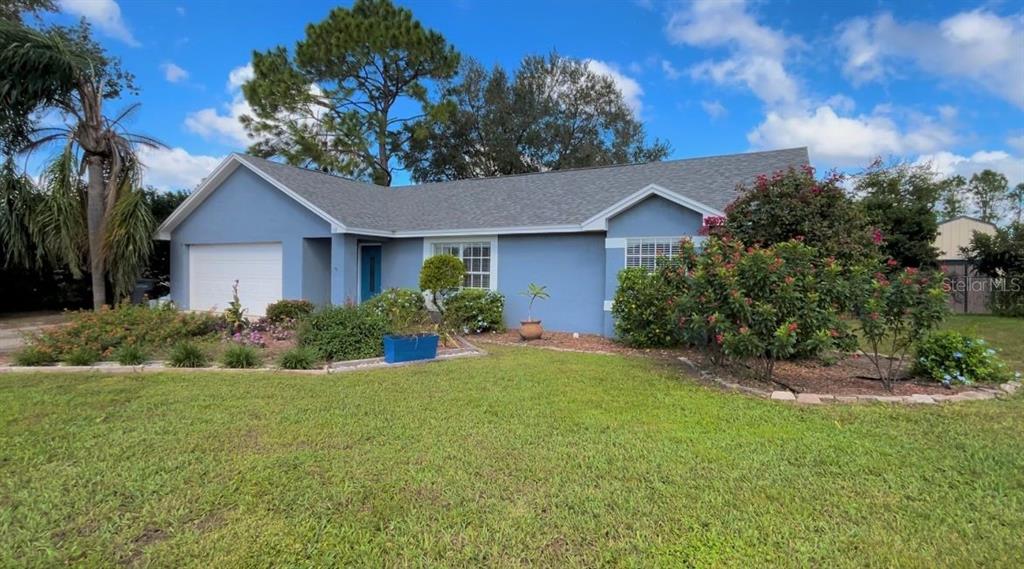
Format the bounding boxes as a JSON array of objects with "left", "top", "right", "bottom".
[
  {"left": 221, "top": 343, "right": 263, "bottom": 369},
  {"left": 674, "top": 237, "right": 855, "bottom": 383},
  {"left": 113, "top": 344, "right": 147, "bottom": 366},
  {"left": 278, "top": 346, "right": 319, "bottom": 370},
  {"left": 63, "top": 347, "right": 100, "bottom": 366},
  {"left": 168, "top": 341, "right": 208, "bottom": 368}
]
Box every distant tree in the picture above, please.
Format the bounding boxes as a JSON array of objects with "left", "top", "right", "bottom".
[
  {"left": 1008, "top": 182, "right": 1024, "bottom": 225},
  {"left": 855, "top": 160, "right": 942, "bottom": 269},
  {"left": 937, "top": 174, "right": 968, "bottom": 220},
  {"left": 404, "top": 55, "right": 670, "bottom": 182},
  {"left": 0, "top": 0, "right": 55, "bottom": 23},
  {"left": 241, "top": 0, "right": 460, "bottom": 186},
  {"left": 723, "top": 166, "right": 877, "bottom": 266},
  {"left": 962, "top": 222, "right": 1024, "bottom": 316},
  {"left": 969, "top": 169, "right": 1008, "bottom": 224}
]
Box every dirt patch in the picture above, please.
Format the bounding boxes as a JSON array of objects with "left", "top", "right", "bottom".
[
  {"left": 121, "top": 525, "right": 170, "bottom": 567},
  {"left": 475, "top": 330, "right": 677, "bottom": 359},
  {"left": 190, "top": 512, "right": 226, "bottom": 534}
]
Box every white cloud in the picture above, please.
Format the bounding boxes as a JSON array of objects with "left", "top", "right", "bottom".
[
  {"left": 176, "top": 6, "right": 185, "bottom": 16},
  {"left": 58, "top": 0, "right": 138, "bottom": 46},
  {"left": 838, "top": 10, "right": 1024, "bottom": 108},
  {"left": 137, "top": 146, "right": 224, "bottom": 191},
  {"left": 748, "top": 105, "right": 957, "bottom": 167},
  {"left": 585, "top": 59, "right": 645, "bottom": 115},
  {"left": 916, "top": 150, "right": 1024, "bottom": 189},
  {"left": 227, "top": 63, "right": 254, "bottom": 91},
  {"left": 666, "top": 0, "right": 800, "bottom": 107},
  {"left": 661, "top": 60, "right": 682, "bottom": 80},
  {"left": 184, "top": 64, "right": 256, "bottom": 148},
  {"left": 161, "top": 62, "right": 188, "bottom": 83},
  {"left": 700, "top": 100, "right": 727, "bottom": 120}
]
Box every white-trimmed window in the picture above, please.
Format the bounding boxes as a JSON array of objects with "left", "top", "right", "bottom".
[
  {"left": 426, "top": 238, "right": 496, "bottom": 289},
  {"left": 625, "top": 238, "right": 683, "bottom": 271}
]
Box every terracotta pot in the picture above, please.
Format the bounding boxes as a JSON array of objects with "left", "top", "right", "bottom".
[{"left": 519, "top": 320, "right": 543, "bottom": 341}]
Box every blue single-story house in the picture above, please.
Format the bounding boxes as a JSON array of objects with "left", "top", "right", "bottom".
[{"left": 156, "top": 147, "right": 809, "bottom": 336}]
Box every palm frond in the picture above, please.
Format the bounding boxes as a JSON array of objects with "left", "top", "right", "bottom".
[
  {"left": 33, "top": 143, "right": 87, "bottom": 277},
  {"left": 0, "top": 158, "right": 41, "bottom": 269},
  {"left": 104, "top": 182, "right": 154, "bottom": 302}
]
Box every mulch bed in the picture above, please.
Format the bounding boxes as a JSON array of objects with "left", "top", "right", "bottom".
[{"left": 476, "top": 329, "right": 976, "bottom": 397}]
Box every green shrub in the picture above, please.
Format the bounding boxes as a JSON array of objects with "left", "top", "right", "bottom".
[
  {"left": 278, "top": 346, "right": 319, "bottom": 370},
  {"left": 265, "top": 299, "right": 315, "bottom": 324},
  {"left": 419, "top": 254, "right": 465, "bottom": 313},
  {"left": 12, "top": 346, "right": 54, "bottom": 366},
  {"left": 167, "top": 341, "right": 208, "bottom": 368},
  {"left": 63, "top": 347, "right": 100, "bottom": 366},
  {"left": 613, "top": 267, "right": 678, "bottom": 347},
  {"left": 298, "top": 305, "right": 389, "bottom": 361},
  {"left": 221, "top": 343, "right": 263, "bottom": 369},
  {"left": 914, "top": 331, "right": 1012, "bottom": 386},
  {"left": 364, "top": 288, "right": 431, "bottom": 335},
  {"left": 113, "top": 344, "right": 147, "bottom": 366},
  {"left": 30, "top": 304, "right": 220, "bottom": 359},
  {"left": 444, "top": 289, "right": 505, "bottom": 334}
]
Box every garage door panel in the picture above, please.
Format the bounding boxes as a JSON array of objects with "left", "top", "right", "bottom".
[{"left": 188, "top": 243, "right": 282, "bottom": 316}]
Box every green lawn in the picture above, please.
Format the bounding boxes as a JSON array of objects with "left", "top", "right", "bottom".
[
  {"left": 942, "top": 314, "right": 1024, "bottom": 370},
  {"left": 2, "top": 346, "right": 1023, "bottom": 567}
]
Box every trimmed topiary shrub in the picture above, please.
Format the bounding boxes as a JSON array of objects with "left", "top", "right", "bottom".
[
  {"left": 167, "top": 341, "right": 208, "bottom": 368},
  {"left": 221, "top": 343, "right": 263, "bottom": 369},
  {"left": 113, "top": 344, "right": 147, "bottom": 366},
  {"left": 63, "top": 347, "right": 100, "bottom": 366},
  {"left": 298, "top": 305, "right": 389, "bottom": 361},
  {"left": 265, "top": 299, "right": 315, "bottom": 324},
  {"left": 278, "top": 346, "right": 319, "bottom": 370},
  {"left": 444, "top": 289, "right": 505, "bottom": 334},
  {"left": 12, "top": 346, "right": 54, "bottom": 366},
  {"left": 419, "top": 254, "right": 465, "bottom": 313},
  {"left": 914, "top": 331, "right": 1013, "bottom": 386}
]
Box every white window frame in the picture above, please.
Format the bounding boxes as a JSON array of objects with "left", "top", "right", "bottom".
[
  {"left": 423, "top": 236, "right": 498, "bottom": 291},
  {"left": 624, "top": 237, "right": 686, "bottom": 272}
]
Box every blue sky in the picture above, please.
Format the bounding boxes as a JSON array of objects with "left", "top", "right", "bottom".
[{"left": 45, "top": 0, "right": 1024, "bottom": 194}]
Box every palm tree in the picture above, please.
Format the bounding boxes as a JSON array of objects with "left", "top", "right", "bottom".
[{"left": 0, "top": 20, "right": 161, "bottom": 308}]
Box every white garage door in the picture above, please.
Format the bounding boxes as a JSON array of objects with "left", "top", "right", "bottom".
[{"left": 188, "top": 243, "right": 282, "bottom": 316}]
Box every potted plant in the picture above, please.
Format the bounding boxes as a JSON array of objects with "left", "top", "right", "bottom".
[{"left": 519, "top": 283, "right": 549, "bottom": 340}]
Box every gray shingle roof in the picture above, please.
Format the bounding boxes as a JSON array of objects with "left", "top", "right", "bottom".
[{"left": 235, "top": 147, "right": 809, "bottom": 233}]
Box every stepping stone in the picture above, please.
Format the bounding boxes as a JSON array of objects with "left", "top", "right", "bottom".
[
  {"left": 770, "top": 391, "right": 796, "bottom": 401},
  {"left": 796, "top": 393, "right": 823, "bottom": 405},
  {"left": 835, "top": 396, "right": 860, "bottom": 404},
  {"left": 908, "top": 394, "right": 936, "bottom": 404},
  {"left": 1000, "top": 382, "right": 1019, "bottom": 394}
]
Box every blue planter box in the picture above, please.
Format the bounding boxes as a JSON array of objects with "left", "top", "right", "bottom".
[{"left": 383, "top": 334, "right": 439, "bottom": 364}]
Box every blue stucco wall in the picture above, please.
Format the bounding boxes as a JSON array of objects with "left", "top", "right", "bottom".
[
  {"left": 382, "top": 238, "right": 424, "bottom": 290},
  {"left": 169, "top": 167, "right": 332, "bottom": 308},
  {"left": 607, "top": 195, "right": 703, "bottom": 238},
  {"left": 497, "top": 233, "right": 606, "bottom": 334},
  {"left": 330, "top": 234, "right": 358, "bottom": 305},
  {"left": 302, "top": 238, "right": 331, "bottom": 306}
]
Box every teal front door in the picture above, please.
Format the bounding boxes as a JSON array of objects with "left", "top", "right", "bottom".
[{"left": 360, "top": 245, "right": 382, "bottom": 302}]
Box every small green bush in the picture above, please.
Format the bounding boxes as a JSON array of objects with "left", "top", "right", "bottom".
[
  {"left": 113, "top": 344, "right": 147, "bottom": 365},
  {"left": 914, "top": 331, "right": 1012, "bottom": 386},
  {"left": 298, "top": 305, "right": 389, "bottom": 361},
  {"left": 167, "top": 341, "right": 208, "bottom": 368},
  {"left": 420, "top": 255, "right": 465, "bottom": 313},
  {"left": 364, "top": 288, "right": 430, "bottom": 334},
  {"left": 221, "top": 343, "right": 263, "bottom": 369},
  {"left": 444, "top": 289, "right": 505, "bottom": 333},
  {"left": 12, "top": 346, "right": 54, "bottom": 366},
  {"left": 278, "top": 346, "right": 319, "bottom": 370},
  {"left": 613, "top": 267, "right": 679, "bottom": 348},
  {"left": 265, "top": 299, "right": 315, "bottom": 324},
  {"left": 63, "top": 347, "right": 100, "bottom": 366}
]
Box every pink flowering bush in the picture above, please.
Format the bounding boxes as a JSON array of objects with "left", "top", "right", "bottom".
[
  {"left": 673, "top": 237, "right": 855, "bottom": 382},
  {"left": 851, "top": 263, "right": 948, "bottom": 389}
]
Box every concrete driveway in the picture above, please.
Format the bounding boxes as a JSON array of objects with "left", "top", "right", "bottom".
[{"left": 0, "top": 312, "right": 69, "bottom": 356}]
